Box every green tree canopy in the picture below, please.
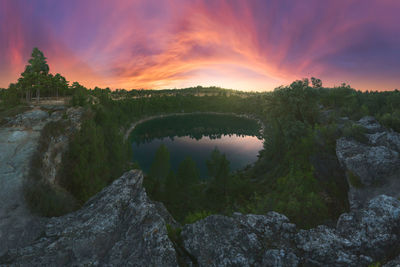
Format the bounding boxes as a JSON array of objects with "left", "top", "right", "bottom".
[
  {"left": 206, "top": 148, "right": 230, "bottom": 207},
  {"left": 18, "top": 47, "right": 49, "bottom": 101},
  {"left": 149, "top": 144, "right": 171, "bottom": 182}
]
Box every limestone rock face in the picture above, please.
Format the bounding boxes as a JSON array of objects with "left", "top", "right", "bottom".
[
  {"left": 1, "top": 170, "right": 179, "bottom": 266},
  {"left": 336, "top": 116, "right": 400, "bottom": 208},
  {"left": 0, "top": 109, "right": 50, "bottom": 256}
]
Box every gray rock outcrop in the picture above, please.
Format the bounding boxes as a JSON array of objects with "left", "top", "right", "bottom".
[
  {"left": 1, "top": 170, "right": 178, "bottom": 266},
  {"left": 0, "top": 109, "right": 50, "bottom": 255},
  {"left": 336, "top": 116, "right": 400, "bottom": 209},
  {"left": 181, "top": 212, "right": 299, "bottom": 266},
  {"left": 1, "top": 168, "right": 400, "bottom": 266},
  {"left": 0, "top": 106, "right": 84, "bottom": 255},
  {"left": 182, "top": 195, "right": 400, "bottom": 266}
]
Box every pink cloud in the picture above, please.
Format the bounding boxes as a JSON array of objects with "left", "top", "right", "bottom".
[{"left": 1, "top": 0, "right": 399, "bottom": 91}]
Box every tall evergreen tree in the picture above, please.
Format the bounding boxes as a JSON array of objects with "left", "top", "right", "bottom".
[
  {"left": 19, "top": 48, "right": 49, "bottom": 102},
  {"left": 206, "top": 148, "right": 230, "bottom": 208},
  {"left": 147, "top": 144, "right": 171, "bottom": 197},
  {"left": 176, "top": 156, "right": 200, "bottom": 218}
]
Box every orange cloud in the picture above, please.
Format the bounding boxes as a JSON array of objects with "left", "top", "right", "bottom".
[{"left": 1, "top": 0, "right": 400, "bottom": 91}]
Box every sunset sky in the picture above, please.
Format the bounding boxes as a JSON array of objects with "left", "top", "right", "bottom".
[{"left": 1, "top": 0, "right": 399, "bottom": 91}]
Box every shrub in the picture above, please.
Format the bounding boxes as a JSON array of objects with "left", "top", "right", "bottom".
[
  {"left": 24, "top": 179, "right": 78, "bottom": 217},
  {"left": 347, "top": 171, "right": 363, "bottom": 188},
  {"left": 379, "top": 112, "right": 400, "bottom": 132},
  {"left": 343, "top": 123, "right": 368, "bottom": 143},
  {"left": 166, "top": 224, "right": 182, "bottom": 243}
]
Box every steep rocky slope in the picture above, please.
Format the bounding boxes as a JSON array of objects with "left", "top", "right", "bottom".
[
  {"left": 0, "top": 107, "right": 83, "bottom": 255},
  {"left": 0, "top": 109, "right": 50, "bottom": 255},
  {"left": 1, "top": 169, "right": 399, "bottom": 266}
]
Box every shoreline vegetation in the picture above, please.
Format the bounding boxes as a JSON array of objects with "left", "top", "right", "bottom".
[
  {"left": 123, "top": 111, "right": 265, "bottom": 141},
  {"left": 1, "top": 48, "right": 399, "bottom": 228}
]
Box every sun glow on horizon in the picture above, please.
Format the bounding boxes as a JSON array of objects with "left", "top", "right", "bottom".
[{"left": 1, "top": 0, "right": 400, "bottom": 91}]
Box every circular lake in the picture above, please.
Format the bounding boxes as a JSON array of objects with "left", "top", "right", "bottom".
[{"left": 130, "top": 114, "right": 264, "bottom": 178}]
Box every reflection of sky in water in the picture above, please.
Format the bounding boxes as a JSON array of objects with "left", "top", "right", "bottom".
[{"left": 132, "top": 134, "right": 263, "bottom": 178}]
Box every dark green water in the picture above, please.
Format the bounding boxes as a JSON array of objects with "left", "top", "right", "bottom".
[{"left": 130, "top": 114, "right": 264, "bottom": 177}]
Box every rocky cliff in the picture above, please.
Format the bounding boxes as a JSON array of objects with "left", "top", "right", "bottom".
[
  {"left": 1, "top": 169, "right": 399, "bottom": 266},
  {"left": 1, "top": 170, "right": 178, "bottom": 266},
  {"left": 0, "top": 106, "right": 83, "bottom": 255},
  {"left": 336, "top": 116, "right": 400, "bottom": 209},
  {"left": 0, "top": 109, "right": 51, "bottom": 256}
]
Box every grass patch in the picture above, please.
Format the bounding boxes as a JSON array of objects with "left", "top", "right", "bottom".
[{"left": 184, "top": 210, "right": 212, "bottom": 225}]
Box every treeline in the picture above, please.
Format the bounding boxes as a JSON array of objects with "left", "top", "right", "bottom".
[
  {"left": 58, "top": 106, "right": 131, "bottom": 204},
  {"left": 0, "top": 48, "right": 98, "bottom": 109},
  {"left": 2, "top": 48, "right": 71, "bottom": 104},
  {"left": 111, "top": 86, "right": 261, "bottom": 99},
  {"left": 130, "top": 114, "right": 261, "bottom": 144},
  {"left": 241, "top": 79, "right": 400, "bottom": 227}
]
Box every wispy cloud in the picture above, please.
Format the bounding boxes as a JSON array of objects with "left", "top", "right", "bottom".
[{"left": 1, "top": 0, "right": 399, "bottom": 90}]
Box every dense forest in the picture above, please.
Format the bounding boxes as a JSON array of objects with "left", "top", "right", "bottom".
[{"left": 1, "top": 48, "right": 400, "bottom": 228}]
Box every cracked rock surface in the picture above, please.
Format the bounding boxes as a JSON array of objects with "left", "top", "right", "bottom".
[
  {"left": 336, "top": 116, "right": 400, "bottom": 209},
  {"left": 0, "top": 109, "right": 49, "bottom": 255}
]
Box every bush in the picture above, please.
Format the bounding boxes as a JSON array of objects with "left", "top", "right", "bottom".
[
  {"left": 342, "top": 123, "right": 368, "bottom": 143},
  {"left": 379, "top": 112, "right": 400, "bottom": 132},
  {"left": 24, "top": 179, "right": 78, "bottom": 217}
]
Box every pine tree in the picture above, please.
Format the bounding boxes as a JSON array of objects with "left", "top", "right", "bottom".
[{"left": 18, "top": 48, "right": 49, "bottom": 102}]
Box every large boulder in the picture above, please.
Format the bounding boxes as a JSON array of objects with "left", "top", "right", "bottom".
[
  {"left": 0, "top": 170, "right": 178, "bottom": 266},
  {"left": 297, "top": 195, "right": 400, "bottom": 266},
  {"left": 336, "top": 116, "right": 400, "bottom": 209},
  {"left": 181, "top": 212, "right": 298, "bottom": 266},
  {"left": 336, "top": 138, "right": 399, "bottom": 186}
]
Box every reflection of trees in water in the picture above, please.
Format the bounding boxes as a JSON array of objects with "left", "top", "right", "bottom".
[{"left": 131, "top": 114, "right": 261, "bottom": 144}]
